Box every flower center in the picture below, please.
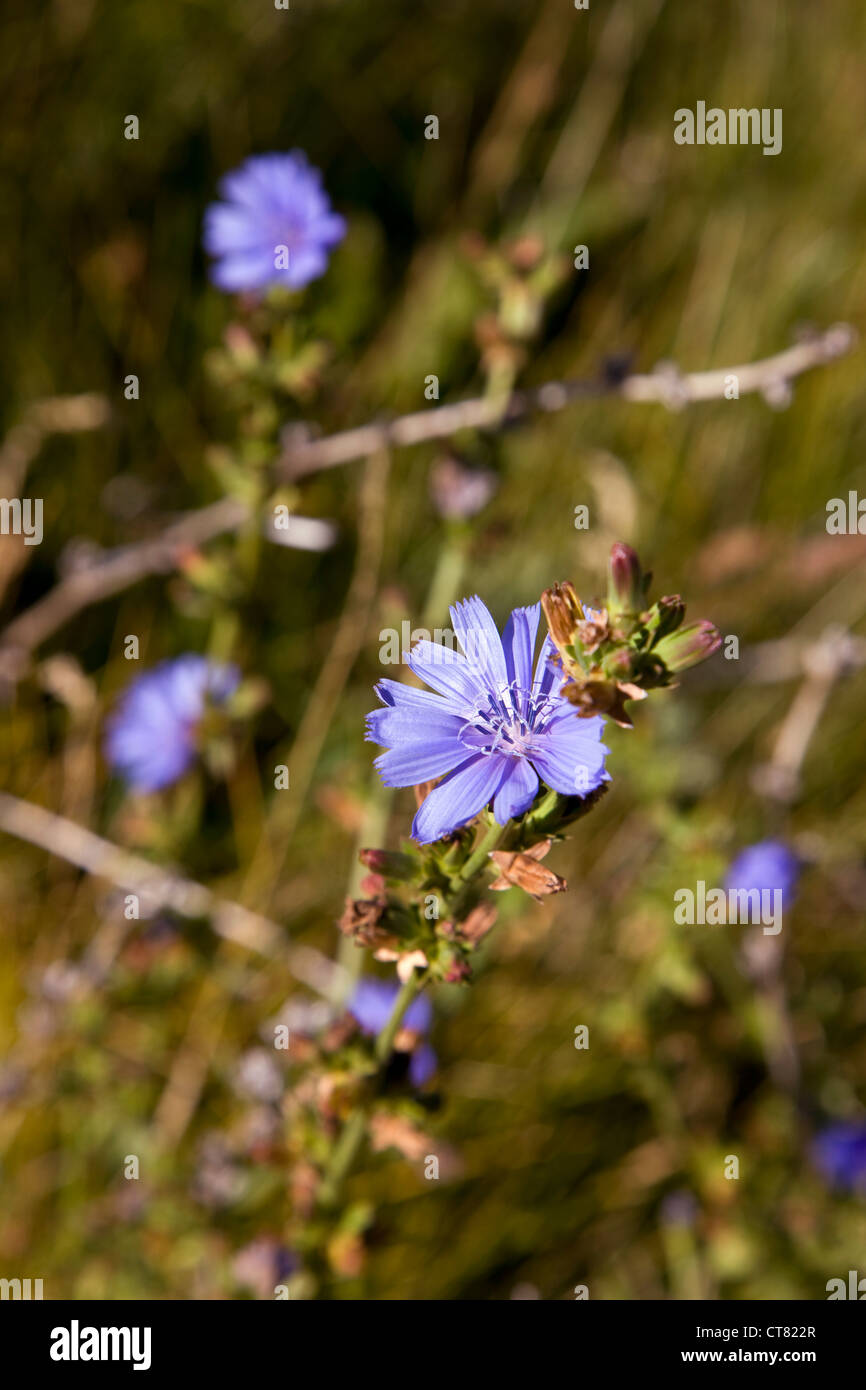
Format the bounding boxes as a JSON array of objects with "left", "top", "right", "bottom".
[{"left": 459, "top": 682, "right": 558, "bottom": 759}]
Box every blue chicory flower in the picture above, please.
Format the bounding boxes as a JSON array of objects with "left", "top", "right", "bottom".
[
  {"left": 203, "top": 151, "right": 347, "bottom": 293},
  {"left": 366, "top": 597, "right": 609, "bottom": 845},
  {"left": 348, "top": 978, "right": 437, "bottom": 1087},
  {"left": 105, "top": 655, "right": 240, "bottom": 792},
  {"left": 812, "top": 1122, "right": 866, "bottom": 1191},
  {"left": 232, "top": 1238, "right": 299, "bottom": 1297},
  {"left": 725, "top": 840, "right": 800, "bottom": 907}
]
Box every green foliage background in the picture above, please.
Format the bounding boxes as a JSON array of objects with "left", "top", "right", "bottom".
[{"left": 1, "top": 0, "right": 866, "bottom": 1299}]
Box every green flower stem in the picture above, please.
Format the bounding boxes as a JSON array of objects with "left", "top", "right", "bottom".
[
  {"left": 318, "top": 794, "right": 568, "bottom": 1217},
  {"left": 334, "top": 528, "right": 469, "bottom": 999},
  {"left": 316, "top": 1108, "right": 369, "bottom": 1210},
  {"left": 522, "top": 788, "right": 563, "bottom": 836},
  {"left": 457, "top": 816, "right": 511, "bottom": 883},
  {"left": 440, "top": 818, "right": 515, "bottom": 924},
  {"left": 316, "top": 970, "right": 426, "bottom": 1211},
  {"left": 374, "top": 970, "right": 425, "bottom": 1063},
  {"left": 314, "top": 792, "right": 570, "bottom": 1223}
]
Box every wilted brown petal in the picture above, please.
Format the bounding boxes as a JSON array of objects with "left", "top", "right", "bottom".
[
  {"left": 488, "top": 845, "right": 566, "bottom": 900},
  {"left": 337, "top": 895, "right": 394, "bottom": 948},
  {"left": 562, "top": 675, "right": 646, "bottom": 727},
  {"left": 575, "top": 611, "right": 610, "bottom": 654},
  {"left": 541, "top": 580, "right": 583, "bottom": 650},
  {"left": 459, "top": 901, "right": 498, "bottom": 944}
]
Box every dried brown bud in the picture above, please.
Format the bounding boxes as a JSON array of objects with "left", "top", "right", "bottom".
[
  {"left": 541, "top": 581, "right": 583, "bottom": 651},
  {"left": 338, "top": 895, "right": 384, "bottom": 935},
  {"left": 489, "top": 842, "right": 567, "bottom": 900},
  {"left": 459, "top": 902, "right": 498, "bottom": 945},
  {"left": 574, "top": 609, "right": 610, "bottom": 654},
  {"left": 562, "top": 675, "right": 647, "bottom": 727},
  {"left": 337, "top": 895, "right": 398, "bottom": 950}
]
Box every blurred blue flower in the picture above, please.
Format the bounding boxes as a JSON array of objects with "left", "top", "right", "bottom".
[
  {"left": 203, "top": 151, "right": 346, "bottom": 293},
  {"left": 348, "top": 978, "right": 437, "bottom": 1087},
  {"left": 812, "top": 1122, "right": 866, "bottom": 1190},
  {"left": 659, "top": 1189, "right": 699, "bottom": 1227},
  {"left": 105, "top": 655, "right": 239, "bottom": 792},
  {"left": 725, "top": 839, "right": 800, "bottom": 906},
  {"left": 366, "top": 597, "right": 609, "bottom": 845},
  {"left": 232, "top": 1238, "right": 298, "bottom": 1297}
]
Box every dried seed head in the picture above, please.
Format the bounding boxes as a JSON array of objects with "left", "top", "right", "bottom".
[
  {"left": 541, "top": 580, "right": 583, "bottom": 650},
  {"left": 489, "top": 843, "right": 567, "bottom": 900}
]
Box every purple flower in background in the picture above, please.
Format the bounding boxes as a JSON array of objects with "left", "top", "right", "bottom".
[
  {"left": 429, "top": 455, "right": 498, "bottom": 522},
  {"left": 203, "top": 152, "right": 346, "bottom": 293},
  {"left": 348, "top": 978, "right": 437, "bottom": 1087},
  {"left": 725, "top": 840, "right": 800, "bottom": 906},
  {"left": 105, "top": 655, "right": 239, "bottom": 792},
  {"left": 659, "top": 1189, "right": 699, "bottom": 1228},
  {"left": 812, "top": 1122, "right": 866, "bottom": 1191},
  {"left": 366, "top": 597, "right": 609, "bottom": 845},
  {"left": 233, "top": 1238, "right": 298, "bottom": 1298}
]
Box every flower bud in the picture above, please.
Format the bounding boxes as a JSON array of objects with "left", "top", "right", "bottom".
[
  {"left": 604, "top": 648, "right": 640, "bottom": 680},
  {"left": 654, "top": 620, "right": 721, "bottom": 672},
  {"left": 607, "top": 542, "right": 644, "bottom": 614},
  {"left": 358, "top": 848, "right": 418, "bottom": 882},
  {"left": 643, "top": 594, "right": 685, "bottom": 643}
]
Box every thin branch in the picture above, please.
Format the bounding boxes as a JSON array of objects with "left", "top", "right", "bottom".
[
  {"left": 0, "top": 791, "right": 341, "bottom": 999},
  {"left": 737, "top": 630, "right": 858, "bottom": 1102},
  {"left": 245, "top": 448, "right": 392, "bottom": 913},
  {"left": 0, "top": 326, "right": 855, "bottom": 681},
  {"left": 694, "top": 631, "right": 866, "bottom": 687},
  {"left": 277, "top": 324, "right": 857, "bottom": 479},
  {"left": 0, "top": 392, "right": 110, "bottom": 496},
  {"left": 751, "top": 627, "right": 859, "bottom": 805},
  {"left": 0, "top": 497, "right": 248, "bottom": 685}
]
